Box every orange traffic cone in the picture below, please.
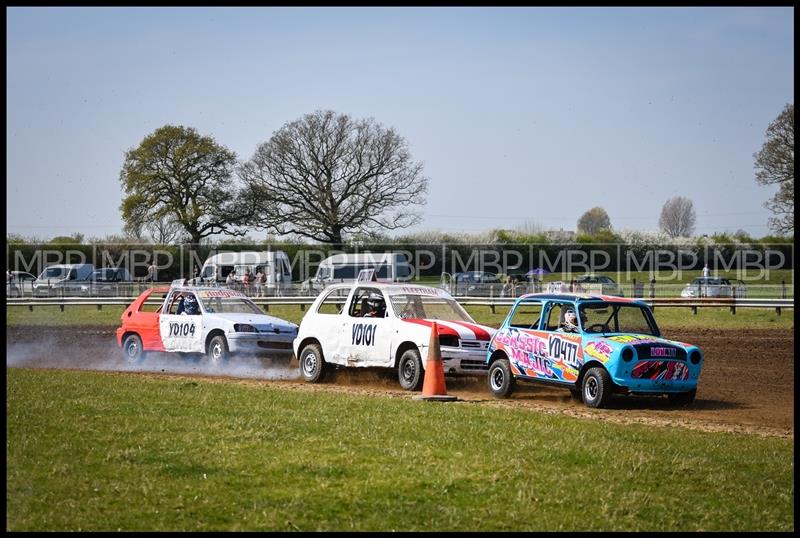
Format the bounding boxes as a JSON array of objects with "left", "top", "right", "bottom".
[{"left": 413, "top": 321, "right": 458, "bottom": 402}]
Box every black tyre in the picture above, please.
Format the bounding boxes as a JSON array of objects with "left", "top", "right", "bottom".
[
  {"left": 488, "top": 358, "right": 515, "bottom": 399},
  {"left": 300, "top": 343, "right": 326, "bottom": 383},
  {"left": 668, "top": 389, "right": 697, "bottom": 406},
  {"left": 397, "top": 348, "right": 424, "bottom": 391},
  {"left": 206, "top": 335, "right": 229, "bottom": 364},
  {"left": 121, "top": 333, "right": 145, "bottom": 364},
  {"left": 582, "top": 367, "right": 613, "bottom": 408}
]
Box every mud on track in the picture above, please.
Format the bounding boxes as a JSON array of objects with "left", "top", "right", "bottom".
[{"left": 6, "top": 326, "right": 794, "bottom": 438}]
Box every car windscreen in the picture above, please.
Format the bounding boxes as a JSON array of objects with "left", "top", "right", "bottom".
[
  {"left": 40, "top": 267, "right": 67, "bottom": 279},
  {"left": 198, "top": 295, "right": 263, "bottom": 314},
  {"left": 331, "top": 264, "right": 390, "bottom": 280},
  {"left": 579, "top": 302, "right": 659, "bottom": 336},
  {"left": 389, "top": 294, "right": 474, "bottom": 322}
]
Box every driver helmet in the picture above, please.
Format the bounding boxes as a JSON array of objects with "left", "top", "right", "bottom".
[
  {"left": 366, "top": 292, "right": 385, "bottom": 314},
  {"left": 564, "top": 307, "right": 577, "bottom": 323},
  {"left": 183, "top": 294, "right": 199, "bottom": 315}
]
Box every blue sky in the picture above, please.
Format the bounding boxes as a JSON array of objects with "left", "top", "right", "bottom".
[{"left": 6, "top": 6, "right": 794, "bottom": 240}]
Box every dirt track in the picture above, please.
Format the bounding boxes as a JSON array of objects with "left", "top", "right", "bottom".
[{"left": 6, "top": 326, "right": 794, "bottom": 438}]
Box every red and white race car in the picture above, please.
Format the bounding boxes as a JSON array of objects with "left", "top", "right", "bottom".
[
  {"left": 116, "top": 281, "right": 297, "bottom": 363},
  {"left": 293, "top": 282, "right": 495, "bottom": 390}
]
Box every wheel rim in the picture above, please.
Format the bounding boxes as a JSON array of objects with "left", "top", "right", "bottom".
[
  {"left": 126, "top": 340, "right": 138, "bottom": 360},
  {"left": 303, "top": 351, "right": 317, "bottom": 376},
  {"left": 585, "top": 376, "right": 598, "bottom": 401},
  {"left": 490, "top": 367, "right": 505, "bottom": 391},
  {"left": 210, "top": 341, "right": 223, "bottom": 361},
  {"left": 401, "top": 358, "right": 416, "bottom": 384}
]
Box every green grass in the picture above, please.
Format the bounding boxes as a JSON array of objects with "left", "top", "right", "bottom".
[
  {"left": 6, "top": 369, "right": 793, "bottom": 531},
  {"left": 6, "top": 304, "right": 794, "bottom": 330}
]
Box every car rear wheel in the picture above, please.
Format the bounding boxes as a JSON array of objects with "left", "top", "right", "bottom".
[
  {"left": 397, "top": 348, "right": 423, "bottom": 391},
  {"left": 207, "top": 335, "right": 229, "bottom": 364},
  {"left": 122, "top": 334, "right": 145, "bottom": 364},
  {"left": 582, "top": 367, "right": 613, "bottom": 408},
  {"left": 300, "top": 343, "right": 326, "bottom": 383},
  {"left": 668, "top": 389, "right": 697, "bottom": 406},
  {"left": 488, "top": 358, "right": 514, "bottom": 398}
]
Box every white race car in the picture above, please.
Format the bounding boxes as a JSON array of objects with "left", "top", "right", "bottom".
[
  {"left": 117, "top": 281, "right": 298, "bottom": 363},
  {"left": 293, "top": 282, "right": 495, "bottom": 390}
]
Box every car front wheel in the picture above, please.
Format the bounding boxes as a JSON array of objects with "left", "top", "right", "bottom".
[
  {"left": 582, "top": 367, "right": 613, "bottom": 408},
  {"left": 488, "top": 358, "right": 514, "bottom": 398},
  {"left": 207, "top": 335, "right": 229, "bottom": 364},
  {"left": 397, "top": 348, "right": 423, "bottom": 391},
  {"left": 300, "top": 343, "right": 326, "bottom": 383}
]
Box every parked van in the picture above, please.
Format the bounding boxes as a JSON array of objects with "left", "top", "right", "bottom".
[
  {"left": 32, "top": 263, "right": 96, "bottom": 296},
  {"left": 311, "top": 252, "right": 413, "bottom": 286},
  {"left": 199, "top": 251, "right": 292, "bottom": 293}
]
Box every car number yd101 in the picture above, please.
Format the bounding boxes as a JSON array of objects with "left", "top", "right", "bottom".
[{"left": 169, "top": 322, "right": 196, "bottom": 337}]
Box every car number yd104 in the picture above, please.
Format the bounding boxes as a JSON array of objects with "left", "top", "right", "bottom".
[{"left": 169, "top": 322, "right": 196, "bottom": 337}]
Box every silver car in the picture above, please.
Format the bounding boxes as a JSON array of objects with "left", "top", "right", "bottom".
[{"left": 680, "top": 277, "right": 747, "bottom": 298}]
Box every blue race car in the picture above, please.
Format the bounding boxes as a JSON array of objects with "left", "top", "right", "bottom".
[{"left": 486, "top": 293, "right": 703, "bottom": 408}]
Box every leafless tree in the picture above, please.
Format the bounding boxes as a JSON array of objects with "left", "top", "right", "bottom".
[
  {"left": 239, "top": 110, "right": 428, "bottom": 247},
  {"left": 754, "top": 103, "right": 794, "bottom": 235},
  {"left": 658, "top": 196, "right": 696, "bottom": 237},
  {"left": 577, "top": 207, "right": 612, "bottom": 235}
]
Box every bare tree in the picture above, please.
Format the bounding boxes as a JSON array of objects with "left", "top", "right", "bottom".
[
  {"left": 659, "top": 196, "right": 696, "bottom": 237},
  {"left": 239, "top": 110, "right": 429, "bottom": 247},
  {"left": 120, "top": 125, "right": 252, "bottom": 245},
  {"left": 577, "top": 207, "right": 612, "bottom": 235},
  {"left": 754, "top": 103, "right": 794, "bottom": 235}
]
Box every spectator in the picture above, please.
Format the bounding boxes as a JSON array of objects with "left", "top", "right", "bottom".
[
  {"left": 255, "top": 268, "right": 265, "bottom": 297},
  {"left": 275, "top": 268, "right": 284, "bottom": 297},
  {"left": 243, "top": 268, "right": 253, "bottom": 295},
  {"left": 146, "top": 262, "right": 158, "bottom": 283},
  {"left": 702, "top": 264, "right": 710, "bottom": 278},
  {"left": 225, "top": 270, "right": 236, "bottom": 288},
  {"left": 500, "top": 276, "right": 514, "bottom": 298},
  {"left": 192, "top": 266, "right": 202, "bottom": 285}
]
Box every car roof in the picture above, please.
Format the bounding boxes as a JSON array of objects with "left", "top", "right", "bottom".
[
  {"left": 322, "top": 281, "right": 453, "bottom": 298},
  {"left": 515, "top": 292, "right": 642, "bottom": 304}
]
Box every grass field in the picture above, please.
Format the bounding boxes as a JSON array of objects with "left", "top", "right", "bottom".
[
  {"left": 6, "top": 303, "right": 794, "bottom": 330},
  {"left": 6, "top": 369, "right": 793, "bottom": 531}
]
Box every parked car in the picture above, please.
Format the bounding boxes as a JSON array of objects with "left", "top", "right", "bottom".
[
  {"left": 116, "top": 280, "right": 298, "bottom": 363},
  {"left": 574, "top": 274, "right": 624, "bottom": 296},
  {"left": 6, "top": 271, "right": 37, "bottom": 297},
  {"left": 486, "top": 293, "right": 704, "bottom": 408},
  {"left": 32, "top": 263, "right": 96, "bottom": 296},
  {"left": 450, "top": 271, "right": 502, "bottom": 296},
  {"left": 680, "top": 277, "right": 746, "bottom": 298},
  {"left": 77, "top": 267, "right": 133, "bottom": 296},
  {"left": 293, "top": 282, "right": 496, "bottom": 390}
]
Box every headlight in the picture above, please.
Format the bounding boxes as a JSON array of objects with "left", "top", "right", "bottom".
[
  {"left": 438, "top": 335, "right": 460, "bottom": 347},
  {"left": 621, "top": 346, "right": 634, "bottom": 362},
  {"left": 689, "top": 350, "right": 702, "bottom": 365},
  {"left": 234, "top": 324, "right": 258, "bottom": 333}
]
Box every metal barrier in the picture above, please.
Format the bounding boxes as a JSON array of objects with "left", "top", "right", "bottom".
[
  {"left": 6, "top": 296, "right": 794, "bottom": 315},
  {"left": 6, "top": 281, "right": 794, "bottom": 300}
]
